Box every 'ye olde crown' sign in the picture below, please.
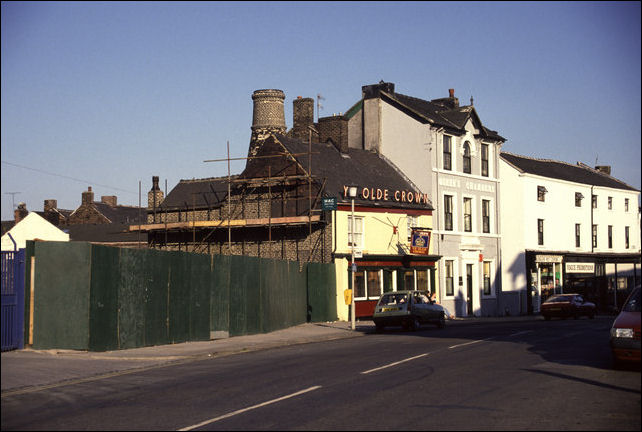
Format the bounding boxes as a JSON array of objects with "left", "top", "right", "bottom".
[{"left": 343, "top": 185, "right": 430, "bottom": 205}]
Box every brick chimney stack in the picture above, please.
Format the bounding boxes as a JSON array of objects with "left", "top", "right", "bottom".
[
  {"left": 148, "top": 176, "right": 164, "bottom": 222},
  {"left": 14, "top": 202, "right": 28, "bottom": 224},
  {"left": 82, "top": 187, "right": 94, "bottom": 205},
  {"left": 292, "top": 96, "right": 315, "bottom": 141},
  {"left": 595, "top": 165, "right": 611, "bottom": 176}
]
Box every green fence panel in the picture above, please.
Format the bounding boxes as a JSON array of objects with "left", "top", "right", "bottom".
[
  {"left": 189, "top": 253, "right": 211, "bottom": 341},
  {"left": 169, "top": 251, "right": 190, "bottom": 344},
  {"left": 260, "top": 258, "right": 284, "bottom": 333},
  {"left": 210, "top": 254, "right": 230, "bottom": 337},
  {"left": 33, "top": 242, "right": 91, "bottom": 350},
  {"left": 306, "top": 262, "right": 337, "bottom": 322},
  {"left": 288, "top": 261, "right": 308, "bottom": 328},
  {"left": 229, "top": 255, "right": 261, "bottom": 337},
  {"left": 89, "top": 245, "right": 120, "bottom": 351},
  {"left": 144, "top": 248, "right": 170, "bottom": 347},
  {"left": 118, "top": 247, "right": 147, "bottom": 349}
]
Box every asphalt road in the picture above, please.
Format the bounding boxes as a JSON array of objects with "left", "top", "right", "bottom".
[{"left": 2, "top": 317, "right": 640, "bottom": 430}]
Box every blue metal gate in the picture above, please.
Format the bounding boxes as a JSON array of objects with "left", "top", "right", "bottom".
[{"left": 1, "top": 249, "right": 26, "bottom": 351}]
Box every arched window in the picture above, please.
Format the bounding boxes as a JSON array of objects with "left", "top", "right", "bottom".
[{"left": 463, "top": 141, "right": 471, "bottom": 174}]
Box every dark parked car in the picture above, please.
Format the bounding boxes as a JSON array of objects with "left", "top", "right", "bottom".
[
  {"left": 373, "top": 290, "right": 446, "bottom": 332},
  {"left": 540, "top": 294, "right": 596, "bottom": 320},
  {"left": 610, "top": 286, "right": 640, "bottom": 368}
]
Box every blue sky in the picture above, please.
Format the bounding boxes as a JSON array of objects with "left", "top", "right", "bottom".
[{"left": 2, "top": 1, "right": 640, "bottom": 221}]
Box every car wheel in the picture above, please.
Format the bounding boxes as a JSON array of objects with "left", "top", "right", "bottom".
[
  {"left": 375, "top": 324, "right": 385, "bottom": 333},
  {"left": 411, "top": 317, "right": 421, "bottom": 332}
]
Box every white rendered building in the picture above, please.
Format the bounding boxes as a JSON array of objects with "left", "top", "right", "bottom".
[{"left": 500, "top": 152, "right": 640, "bottom": 314}]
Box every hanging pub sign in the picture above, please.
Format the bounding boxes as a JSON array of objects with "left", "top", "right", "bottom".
[{"left": 410, "top": 228, "right": 432, "bottom": 255}]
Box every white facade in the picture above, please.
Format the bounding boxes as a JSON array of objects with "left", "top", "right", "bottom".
[
  {"left": 347, "top": 85, "right": 505, "bottom": 316},
  {"left": 500, "top": 154, "right": 641, "bottom": 313}
]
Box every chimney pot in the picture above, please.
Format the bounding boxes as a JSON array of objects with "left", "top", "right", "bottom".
[{"left": 449, "top": 88, "right": 455, "bottom": 98}]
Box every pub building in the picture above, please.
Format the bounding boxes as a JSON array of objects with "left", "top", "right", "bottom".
[{"left": 137, "top": 89, "right": 439, "bottom": 321}]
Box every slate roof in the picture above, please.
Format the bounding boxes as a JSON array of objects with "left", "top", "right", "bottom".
[
  {"left": 158, "top": 176, "right": 236, "bottom": 210},
  {"left": 91, "top": 202, "right": 145, "bottom": 224},
  {"left": 64, "top": 222, "right": 147, "bottom": 244},
  {"left": 379, "top": 91, "right": 505, "bottom": 142},
  {"left": 271, "top": 134, "right": 432, "bottom": 209},
  {"left": 500, "top": 152, "right": 639, "bottom": 192},
  {"left": 161, "top": 135, "right": 433, "bottom": 211}
]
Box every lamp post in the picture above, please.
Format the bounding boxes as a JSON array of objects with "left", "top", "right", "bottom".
[{"left": 348, "top": 185, "right": 358, "bottom": 331}]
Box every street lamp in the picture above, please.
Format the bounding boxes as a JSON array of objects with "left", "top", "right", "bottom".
[{"left": 348, "top": 185, "right": 358, "bottom": 331}]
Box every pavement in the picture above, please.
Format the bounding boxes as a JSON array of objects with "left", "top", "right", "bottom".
[{"left": 1, "top": 315, "right": 544, "bottom": 395}]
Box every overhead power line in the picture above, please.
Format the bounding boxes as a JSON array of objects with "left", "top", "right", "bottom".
[{"left": 1, "top": 161, "right": 137, "bottom": 195}]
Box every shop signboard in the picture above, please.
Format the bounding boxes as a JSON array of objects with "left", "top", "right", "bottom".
[
  {"left": 565, "top": 262, "right": 595, "bottom": 274},
  {"left": 410, "top": 229, "right": 431, "bottom": 255}
]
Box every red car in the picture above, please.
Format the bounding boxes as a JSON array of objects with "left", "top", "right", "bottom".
[
  {"left": 610, "top": 286, "right": 641, "bottom": 368},
  {"left": 540, "top": 294, "right": 596, "bottom": 320}
]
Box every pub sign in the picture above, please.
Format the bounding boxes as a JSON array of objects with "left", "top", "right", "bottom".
[{"left": 410, "top": 228, "right": 432, "bottom": 255}]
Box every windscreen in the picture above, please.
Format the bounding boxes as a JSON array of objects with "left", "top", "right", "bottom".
[
  {"left": 379, "top": 293, "right": 409, "bottom": 306},
  {"left": 622, "top": 287, "right": 641, "bottom": 313}
]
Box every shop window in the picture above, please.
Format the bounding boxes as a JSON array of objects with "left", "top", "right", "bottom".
[
  {"left": 443, "top": 135, "right": 452, "bottom": 171},
  {"left": 463, "top": 142, "right": 471, "bottom": 174},
  {"left": 444, "top": 195, "right": 453, "bottom": 231},
  {"left": 445, "top": 260, "right": 454, "bottom": 296},
  {"left": 403, "top": 270, "right": 415, "bottom": 290},
  {"left": 383, "top": 270, "right": 394, "bottom": 293},
  {"left": 483, "top": 261, "right": 491, "bottom": 295},
  {"left": 416, "top": 269, "right": 429, "bottom": 291},
  {"left": 354, "top": 270, "right": 366, "bottom": 298},
  {"left": 481, "top": 144, "right": 489, "bottom": 177},
  {"left": 464, "top": 197, "right": 472, "bottom": 232},
  {"left": 367, "top": 270, "right": 381, "bottom": 299}
]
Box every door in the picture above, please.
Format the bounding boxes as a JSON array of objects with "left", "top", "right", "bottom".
[{"left": 466, "top": 264, "right": 474, "bottom": 316}]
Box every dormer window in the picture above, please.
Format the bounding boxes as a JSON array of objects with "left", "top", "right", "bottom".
[{"left": 463, "top": 141, "right": 471, "bottom": 174}]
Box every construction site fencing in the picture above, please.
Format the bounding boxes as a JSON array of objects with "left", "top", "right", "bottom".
[{"left": 26, "top": 241, "right": 336, "bottom": 351}]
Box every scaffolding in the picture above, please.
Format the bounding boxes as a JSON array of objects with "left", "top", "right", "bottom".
[{"left": 133, "top": 134, "right": 330, "bottom": 262}]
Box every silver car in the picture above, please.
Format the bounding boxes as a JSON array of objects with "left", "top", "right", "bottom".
[{"left": 373, "top": 290, "right": 446, "bottom": 332}]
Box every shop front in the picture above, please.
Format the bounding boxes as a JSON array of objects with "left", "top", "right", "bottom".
[
  {"left": 348, "top": 255, "right": 439, "bottom": 318},
  {"left": 526, "top": 251, "right": 640, "bottom": 314}
]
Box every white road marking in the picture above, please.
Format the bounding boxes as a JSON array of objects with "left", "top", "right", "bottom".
[
  {"left": 509, "top": 330, "right": 534, "bottom": 337},
  {"left": 448, "top": 337, "right": 494, "bottom": 349},
  {"left": 360, "top": 353, "right": 429, "bottom": 375},
  {"left": 177, "top": 385, "right": 322, "bottom": 431}
]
